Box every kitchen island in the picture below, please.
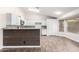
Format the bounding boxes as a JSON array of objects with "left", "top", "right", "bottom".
[{"left": 3, "top": 28, "right": 40, "bottom": 48}]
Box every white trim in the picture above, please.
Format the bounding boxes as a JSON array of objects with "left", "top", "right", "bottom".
[
  {"left": 0, "top": 28, "right": 3, "bottom": 49},
  {"left": 64, "top": 32, "right": 79, "bottom": 43},
  {"left": 3, "top": 46, "right": 40, "bottom": 48},
  {"left": 51, "top": 32, "right": 79, "bottom": 43}
]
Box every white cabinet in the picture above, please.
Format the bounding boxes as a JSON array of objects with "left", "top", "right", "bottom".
[
  {"left": 6, "top": 13, "right": 11, "bottom": 25},
  {"left": 6, "top": 13, "right": 20, "bottom": 25},
  {"left": 11, "top": 15, "right": 20, "bottom": 25},
  {"left": 41, "top": 28, "right": 47, "bottom": 35},
  {"left": 0, "top": 14, "right": 6, "bottom": 28},
  {"left": 47, "top": 19, "right": 59, "bottom": 36}
]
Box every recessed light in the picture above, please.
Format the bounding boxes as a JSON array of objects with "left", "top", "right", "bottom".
[
  {"left": 28, "top": 7, "right": 40, "bottom": 13},
  {"left": 54, "top": 11, "right": 62, "bottom": 15}
]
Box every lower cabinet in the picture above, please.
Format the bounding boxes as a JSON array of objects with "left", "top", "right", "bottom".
[{"left": 3, "top": 29, "right": 40, "bottom": 46}]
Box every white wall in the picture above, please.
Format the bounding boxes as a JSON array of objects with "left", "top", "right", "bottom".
[{"left": 24, "top": 12, "right": 47, "bottom": 26}]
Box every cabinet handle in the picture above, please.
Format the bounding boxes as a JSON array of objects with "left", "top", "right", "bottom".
[{"left": 23, "top": 41, "right": 26, "bottom": 45}]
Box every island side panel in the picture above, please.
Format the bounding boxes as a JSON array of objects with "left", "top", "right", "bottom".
[{"left": 3, "top": 29, "right": 40, "bottom": 46}]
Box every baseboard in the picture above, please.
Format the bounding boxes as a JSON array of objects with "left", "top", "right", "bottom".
[{"left": 3, "top": 46, "right": 41, "bottom": 48}]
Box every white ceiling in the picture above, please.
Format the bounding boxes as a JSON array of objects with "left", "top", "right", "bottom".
[
  {"left": 21, "top": 7, "right": 79, "bottom": 18},
  {"left": 39, "top": 7, "right": 79, "bottom": 18}
]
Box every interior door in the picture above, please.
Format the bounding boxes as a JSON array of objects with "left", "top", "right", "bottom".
[{"left": 47, "top": 19, "right": 59, "bottom": 36}]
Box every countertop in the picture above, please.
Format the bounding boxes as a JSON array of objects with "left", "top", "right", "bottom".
[{"left": 4, "top": 25, "right": 40, "bottom": 29}]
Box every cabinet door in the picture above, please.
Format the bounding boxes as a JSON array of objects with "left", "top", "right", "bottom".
[
  {"left": 6, "top": 13, "right": 20, "bottom": 25},
  {"left": 6, "top": 13, "right": 11, "bottom": 25},
  {"left": 0, "top": 14, "right": 6, "bottom": 28},
  {"left": 11, "top": 15, "right": 20, "bottom": 25},
  {"left": 3, "top": 29, "right": 40, "bottom": 46}
]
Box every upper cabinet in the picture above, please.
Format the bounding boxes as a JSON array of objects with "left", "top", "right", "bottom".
[
  {"left": 6, "top": 13, "right": 46, "bottom": 27},
  {"left": 11, "top": 14, "right": 20, "bottom": 25},
  {"left": 0, "top": 14, "right": 6, "bottom": 28},
  {"left": 6, "top": 13, "right": 25, "bottom": 26}
]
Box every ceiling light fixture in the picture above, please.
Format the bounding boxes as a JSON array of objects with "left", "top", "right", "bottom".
[
  {"left": 28, "top": 7, "right": 40, "bottom": 13},
  {"left": 54, "top": 11, "right": 62, "bottom": 15}
]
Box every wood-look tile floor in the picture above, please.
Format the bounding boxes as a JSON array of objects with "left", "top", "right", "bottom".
[
  {"left": 1, "top": 36, "right": 79, "bottom": 52},
  {"left": 41, "top": 36, "right": 79, "bottom": 52}
]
